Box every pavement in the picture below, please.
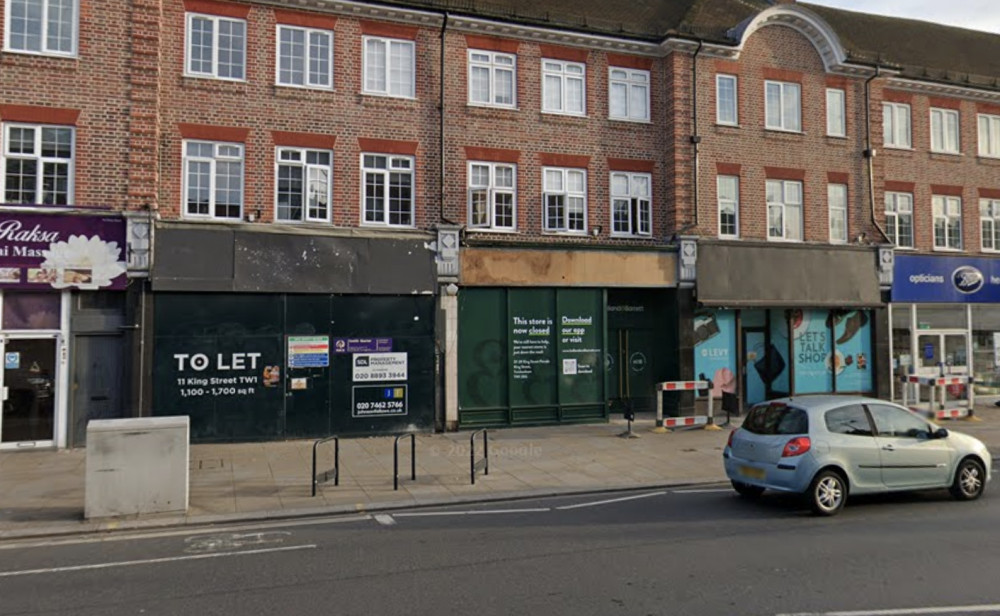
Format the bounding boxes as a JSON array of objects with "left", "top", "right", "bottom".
[{"left": 3, "top": 405, "right": 1000, "bottom": 541}]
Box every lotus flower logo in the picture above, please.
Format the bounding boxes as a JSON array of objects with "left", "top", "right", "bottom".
[{"left": 40, "top": 235, "right": 126, "bottom": 289}]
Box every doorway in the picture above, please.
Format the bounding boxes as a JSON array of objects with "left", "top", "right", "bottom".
[
  {"left": 1, "top": 336, "right": 58, "bottom": 447},
  {"left": 608, "top": 328, "right": 657, "bottom": 412},
  {"left": 915, "top": 331, "right": 969, "bottom": 376},
  {"left": 743, "top": 328, "right": 768, "bottom": 406}
]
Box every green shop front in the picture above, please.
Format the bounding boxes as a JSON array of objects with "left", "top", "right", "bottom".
[
  {"left": 691, "top": 241, "right": 890, "bottom": 410},
  {"left": 149, "top": 224, "right": 438, "bottom": 442},
  {"left": 455, "top": 247, "right": 679, "bottom": 428}
]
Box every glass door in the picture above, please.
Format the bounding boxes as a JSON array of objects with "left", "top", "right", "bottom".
[
  {"left": 916, "top": 331, "right": 968, "bottom": 376},
  {"left": 1, "top": 337, "right": 57, "bottom": 447}
]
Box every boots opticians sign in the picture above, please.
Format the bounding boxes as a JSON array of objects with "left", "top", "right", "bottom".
[
  {"left": 893, "top": 255, "right": 1000, "bottom": 303},
  {"left": 0, "top": 212, "right": 126, "bottom": 290}
]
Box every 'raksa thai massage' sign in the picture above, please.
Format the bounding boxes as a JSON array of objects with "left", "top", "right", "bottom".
[{"left": 0, "top": 212, "right": 126, "bottom": 290}]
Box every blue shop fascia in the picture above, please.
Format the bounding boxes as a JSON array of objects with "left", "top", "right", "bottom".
[{"left": 889, "top": 254, "right": 1000, "bottom": 396}]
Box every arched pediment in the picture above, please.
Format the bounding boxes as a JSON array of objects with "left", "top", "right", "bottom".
[{"left": 727, "top": 4, "right": 849, "bottom": 73}]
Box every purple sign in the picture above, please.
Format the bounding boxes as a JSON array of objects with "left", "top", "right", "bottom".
[
  {"left": 0, "top": 212, "right": 127, "bottom": 290},
  {"left": 332, "top": 337, "right": 393, "bottom": 354}
]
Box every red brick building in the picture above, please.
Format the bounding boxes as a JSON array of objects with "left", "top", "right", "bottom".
[{"left": 2, "top": 0, "right": 998, "bottom": 445}]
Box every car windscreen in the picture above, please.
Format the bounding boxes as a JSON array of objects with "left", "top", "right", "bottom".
[{"left": 742, "top": 403, "right": 809, "bottom": 435}]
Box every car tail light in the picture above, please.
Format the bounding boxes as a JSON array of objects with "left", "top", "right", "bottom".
[
  {"left": 727, "top": 430, "right": 737, "bottom": 448},
  {"left": 782, "top": 437, "right": 811, "bottom": 457}
]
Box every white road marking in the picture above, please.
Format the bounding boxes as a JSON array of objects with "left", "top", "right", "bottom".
[
  {"left": 555, "top": 491, "right": 666, "bottom": 510},
  {"left": 374, "top": 514, "right": 397, "bottom": 526},
  {"left": 672, "top": 488, "right": 733, "bottom": 494},
  {"left": 394, "top": 508, "right": 550, "bottom": 517},
  {"left": 0, "top": 544, "right": 317, "bottom": 578},
  {"left": 0, "top": 516, "right": 372, "bottom": 551},
  {"left": 776, "top": 605, "right": 1000, "bottom": 616}
]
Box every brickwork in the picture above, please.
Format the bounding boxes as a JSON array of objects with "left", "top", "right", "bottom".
[
  {"left": 694, "top": 24, "right": 878, "bottom": 245},
  {"left": 0, "top": 0, "right": 135, "bottom": 210},
  {"left": 872, "top": 85, "right": 1000, "bottom": 254}
]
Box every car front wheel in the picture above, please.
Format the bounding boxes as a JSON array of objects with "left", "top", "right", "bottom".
[
  {"left": 950, "top": 458, "right": 986, "bottom": 501},
  {"left": 808, "top": 470, "right": 846, "bottom": 516},
  {"left": 731, "top": 480, "right": 765, "bottom": 499}
]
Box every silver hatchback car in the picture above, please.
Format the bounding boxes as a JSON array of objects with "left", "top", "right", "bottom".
[{"left": 723, "top": 395, "right": 991, "bottom": 516}]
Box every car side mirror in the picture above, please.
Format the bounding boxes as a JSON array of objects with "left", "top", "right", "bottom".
[{"left": 933, "top": 428, "right": 949, "bottom": 439}]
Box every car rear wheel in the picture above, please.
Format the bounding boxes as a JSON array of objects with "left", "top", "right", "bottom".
[
  {"left": 808, "top": 470, "right": 846, "bottom": 516},
  {"left": 950, "top": 458, "right": 985, "bottom": 501},
  {"left": 731, "top": 481, "right": 765, "bottom": 499}
]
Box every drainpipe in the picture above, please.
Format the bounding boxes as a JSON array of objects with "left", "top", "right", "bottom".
[
  {"left": 690, "top": 40, "right": 703, "bottom": 230},
  {"left": 864, "top": 65, "right": 891, "bottom": 243},
  {"left": 439, "top": 12, "right": 457, "bottom": 225}
]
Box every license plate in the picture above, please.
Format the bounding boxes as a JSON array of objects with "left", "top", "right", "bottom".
[{"left": 739, "top": 465, "right": 765, "bottom": 481}]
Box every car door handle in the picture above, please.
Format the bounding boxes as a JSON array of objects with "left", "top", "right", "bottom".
[{"left": 881, "top": 444, "right": 895, "bottom": 451}]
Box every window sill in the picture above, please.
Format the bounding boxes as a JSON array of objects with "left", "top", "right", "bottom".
[
  {"left": 610, "top": 233, "right": 654, "bottom": 240},
  {"left": 977, "top": 154, "right": 1000, "bottom": 162},
  {"left": 466, "top": 227, "right": 519, "bottom": 234},
  {"left": 717, "top": 234, "right": 740, "bottom": 240},
  {"left": 542, "top": 230, "right": 589, "bottom": 237},
  {"left": 893, "top": 245, "right": 916, "bottom": 251},
  {"left": 467, "top": 102, "right": 519, "bottom": 112},
  {"left": 715, "top": 122, "right": 740, "bottom": 129},
  {"left": 766, "top": 237, "right": 804, "bottom": 243},
  {"left": 929, "top": 151, "right": 964, "bottom": 158},
  {"left": 541, "top": 110, "right": 587, "bottom": 119},
  {"left": 2, "top": 47, "right": 78, "bottom": 60},
  {"left": 825, "top": 134, "right": 848, "bottom": 140},
  {"left": 932, "top": 246, "right": 964, "bottom": 253},
  {"left": 608, "top": 117, "right": 652, "bottom": 125},
  {"left": 360, "top": 223, "right": 417, "bottom": 230},
  {"left": 884, "top": 145, "right": 914, "bottom": 152},
  {"left": 764, "top": 127, "right": 803, "bottom": 136},
  {"left": 360, "top": 92, "right": 418, "bottom": 102},
  {"left": 276, "top": 83, "right": 335, "bottom": 93},
  {"left": 183, "top": 73, "right": 247, "bottom": 84}
]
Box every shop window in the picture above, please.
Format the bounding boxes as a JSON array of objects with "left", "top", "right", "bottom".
[{"left": 2, "top": 292, "right": 60, "bottom": 329}]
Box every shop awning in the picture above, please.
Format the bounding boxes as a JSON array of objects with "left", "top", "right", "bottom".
[{"left": 696, "top": 242, "right": 882, "bottom": 308}]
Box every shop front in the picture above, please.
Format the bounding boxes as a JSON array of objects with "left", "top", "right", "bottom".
[
  {"left": 149, "top": 223, "right": 438, "bottom": 442},
  {"left": 889, "top": 254, "right": 1000, "bottom": 398},
  {"left": 692, "top": 241, "right": 887, "bottom": 410},
  {"left": 455, "top": 247, "right": 678, "bottom": 428},
  {"left": 0, "top": 210, "right": 129, "bottom": 449}
]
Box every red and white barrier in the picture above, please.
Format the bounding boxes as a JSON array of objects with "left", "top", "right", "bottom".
[
  {"left": 901, "top": 374, "right": 975, "bottom": 421},
  {"left": 655, "top": 380, "right": 720, "bottom": 431}
]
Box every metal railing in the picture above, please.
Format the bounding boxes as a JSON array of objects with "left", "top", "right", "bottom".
[
  {"left": 470, "top": 429, "right": 489, "bottom": 485},
  {"left": 311, "top": 435, "right": 339, "bottom": 497},
  {"left": 394, "top": 433, "right": 416, "bottom": 491}
]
